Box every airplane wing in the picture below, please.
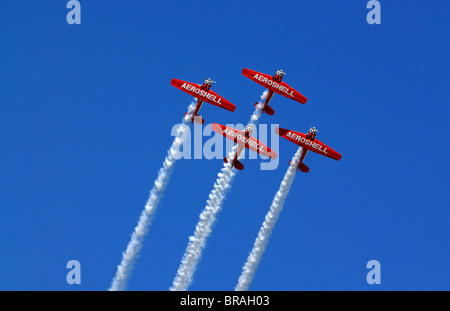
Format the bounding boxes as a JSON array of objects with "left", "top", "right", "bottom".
[
  {"left": 212, "top": 123, "right": 278, "bottom": 159},
  {"left": 242, "top": 68, "right": 307, "bottom": 104},
  {"left": 275, "top": 127, "right": 341, "bottom": 161},
  {"left": 171, "top": 78, "right": 236, "bottom": 112}
]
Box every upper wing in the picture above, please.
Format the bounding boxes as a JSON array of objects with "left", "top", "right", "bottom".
[
  {"left": 171, "top": 79, "right": 236, "bottom": 112},
  {"left": 212, "top": 123, "right": 278, "bottom": 159},
  {"left": 242, "top": 68, "right": 307, "bottom": 104},
  {"left": 276, "top": 127, "right": 341, "bottom": 161}
]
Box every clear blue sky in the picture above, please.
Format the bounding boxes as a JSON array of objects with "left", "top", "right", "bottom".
[{"left": 0, "top": 1, "right": 448, "bottom": 290}]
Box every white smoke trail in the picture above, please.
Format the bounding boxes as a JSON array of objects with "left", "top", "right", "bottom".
[
  {"left": 235, "top": 146, "right": 303, "bottom": 291},
  {"left": 109, "top": 102, "right": 196, "bottom": 291},
  {"left": 170, "top": 91, "right": 268, "bottom": 291}
]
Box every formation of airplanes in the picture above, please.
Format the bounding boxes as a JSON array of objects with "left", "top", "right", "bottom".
[{"left": 171, "top": 68, "right": 341, "bottom": 172}]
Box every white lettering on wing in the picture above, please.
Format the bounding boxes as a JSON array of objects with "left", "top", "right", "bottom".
[
  {"left": 252, "top": 73, "right": 294, "bottom": 97},
  {"left": 182, "top": 83, "right": 223, "bottom": 105}
]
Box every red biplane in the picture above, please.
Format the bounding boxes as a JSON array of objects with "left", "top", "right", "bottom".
[
  {"left": 171, "top": 78, "right": 236, "bottom": 124},
  {"left": 242, "top": 68, "right": 307, "bottom": 116},
  {"left": 275, "top": 127, "right": 341, "bottom": 173},
  {"left": 212, "top": 123, "right": 278, "bottom": 170}
]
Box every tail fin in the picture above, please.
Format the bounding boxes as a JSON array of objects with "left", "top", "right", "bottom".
[
  {"left": 224, "top": 157, "right": 244, "bottom": 170},
  {"left": 254, "top": 102, "right": 275, "bottom": 115},
  {"left": 234, "top": 160, "right": 244, "bottom": 170},
  {"left": 263, "top": 105, "right": 275, "bottom": 116},
  {"left": 289, "top": 161, "right": 310, "bottom": 173},
  {"left": 193, "top": 115, "right": 205, "bottom": 125},
  {"left": 184, "top": 113, "right": 205, "bottom": 124},
  {"left": 299, "top": 163, "right": 309, "bottom": 173}
]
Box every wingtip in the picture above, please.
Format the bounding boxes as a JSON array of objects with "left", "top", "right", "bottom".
[
  {"left": 275, "top": 127, "right": 289, "bottom": 136},
  {"left": 211, "top": 122, "right": 222, "bottom": 133},
  {"left": 170, "top": 78, "right": 182, "bottom": 87},
  {"left": 241, "top": 68, "right": 253, "bottom": 77}
]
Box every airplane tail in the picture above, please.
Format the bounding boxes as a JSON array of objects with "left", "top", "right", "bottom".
[
  {"left": 193, "top": 115, "right": 205, "bottom": 125},
  {"left": 224, "top": 157, "right": 244, "bottom": 170},
  {"left": 184, "top": 113, "right": 205, "bottom": 124},
  {"left": 289, "top": 161, "right": 309, "bottom": 173},
  {"left": 254, "top": 102, "right": 275, "bottom": 115},
  {"left": 234, "top": 160, "right": 244, "bottom": 170},
  {"left": 263, "top": 105, "right": 275, "bottom": 116},
  {"left": 299, "top": 163, "right": 309, "bottom": 173}
]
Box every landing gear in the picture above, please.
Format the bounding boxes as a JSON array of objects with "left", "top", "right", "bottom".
[
  {"left": 272, "top": 69, "right": 285, "bottom": 83},
  {"left": 306, "top": 127, "right": 318, "bottom": 141},
  {"left": 200, "top": 84, "right": 211, "bottom": 91},
  {"left": 201, "top": 78, "right": 215, "bottom": 91}
]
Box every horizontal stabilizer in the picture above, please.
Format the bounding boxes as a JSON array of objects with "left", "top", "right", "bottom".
[
  {"left": 193, "top": 115, "right": 205, "bottom": 125},
  {"left": 184, "top": 113, "right": 205, "bottom": 124},
  {"left": 299, "top": 163, "right": 309, "bottom": 173},
  {"left": 264, "top": 105, "right": 275, "bottom": 116},
  {"left": 234, "top": 160, "right": 244, "bottom": 170},
  {"left": 224, "top": 157, "right": 244, "bottom": 170},
  {"left": 289, "top": 160, "right": 309, "bottom": 173}
]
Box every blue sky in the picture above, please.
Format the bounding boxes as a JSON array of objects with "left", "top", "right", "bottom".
[{"left": 0, "top": 1, "right": 448, "bottom": 290}]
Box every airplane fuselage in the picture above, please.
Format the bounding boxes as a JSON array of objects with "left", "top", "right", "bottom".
[
  {"left": 299, "top": 148, "right": 308, "bottom": 165},
  {"left": 193, "top": 99, "right": 204, "bottom": 119},
  {"left": 262, "top": 90, "right": 275, "bottom": 109},
  {"left": 259, "top": 75, "right": 283, "bottom": 114}
]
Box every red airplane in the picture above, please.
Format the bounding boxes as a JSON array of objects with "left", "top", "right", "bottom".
[
  {"left": 242, "top": 68, "right": 308, "bottom": 116},
  {"left": 212, "top": 123, "right": 278, "bottom": 170},
  {"left": 171, "top": 78, "right": 236, "bottom": 125},
  {"left": 275, "top": 126, "right": 341, "bottom": 173}
]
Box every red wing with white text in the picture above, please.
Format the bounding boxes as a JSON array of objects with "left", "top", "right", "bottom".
[
  {"left": 275, "top": 126, "right": 341, "bottom": 173},
  {"left": 241, "top": 68, "right": 307, "bottom": 116},
  {"left": 171, "top": 78, "right": 236, "bottom": 124}
]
